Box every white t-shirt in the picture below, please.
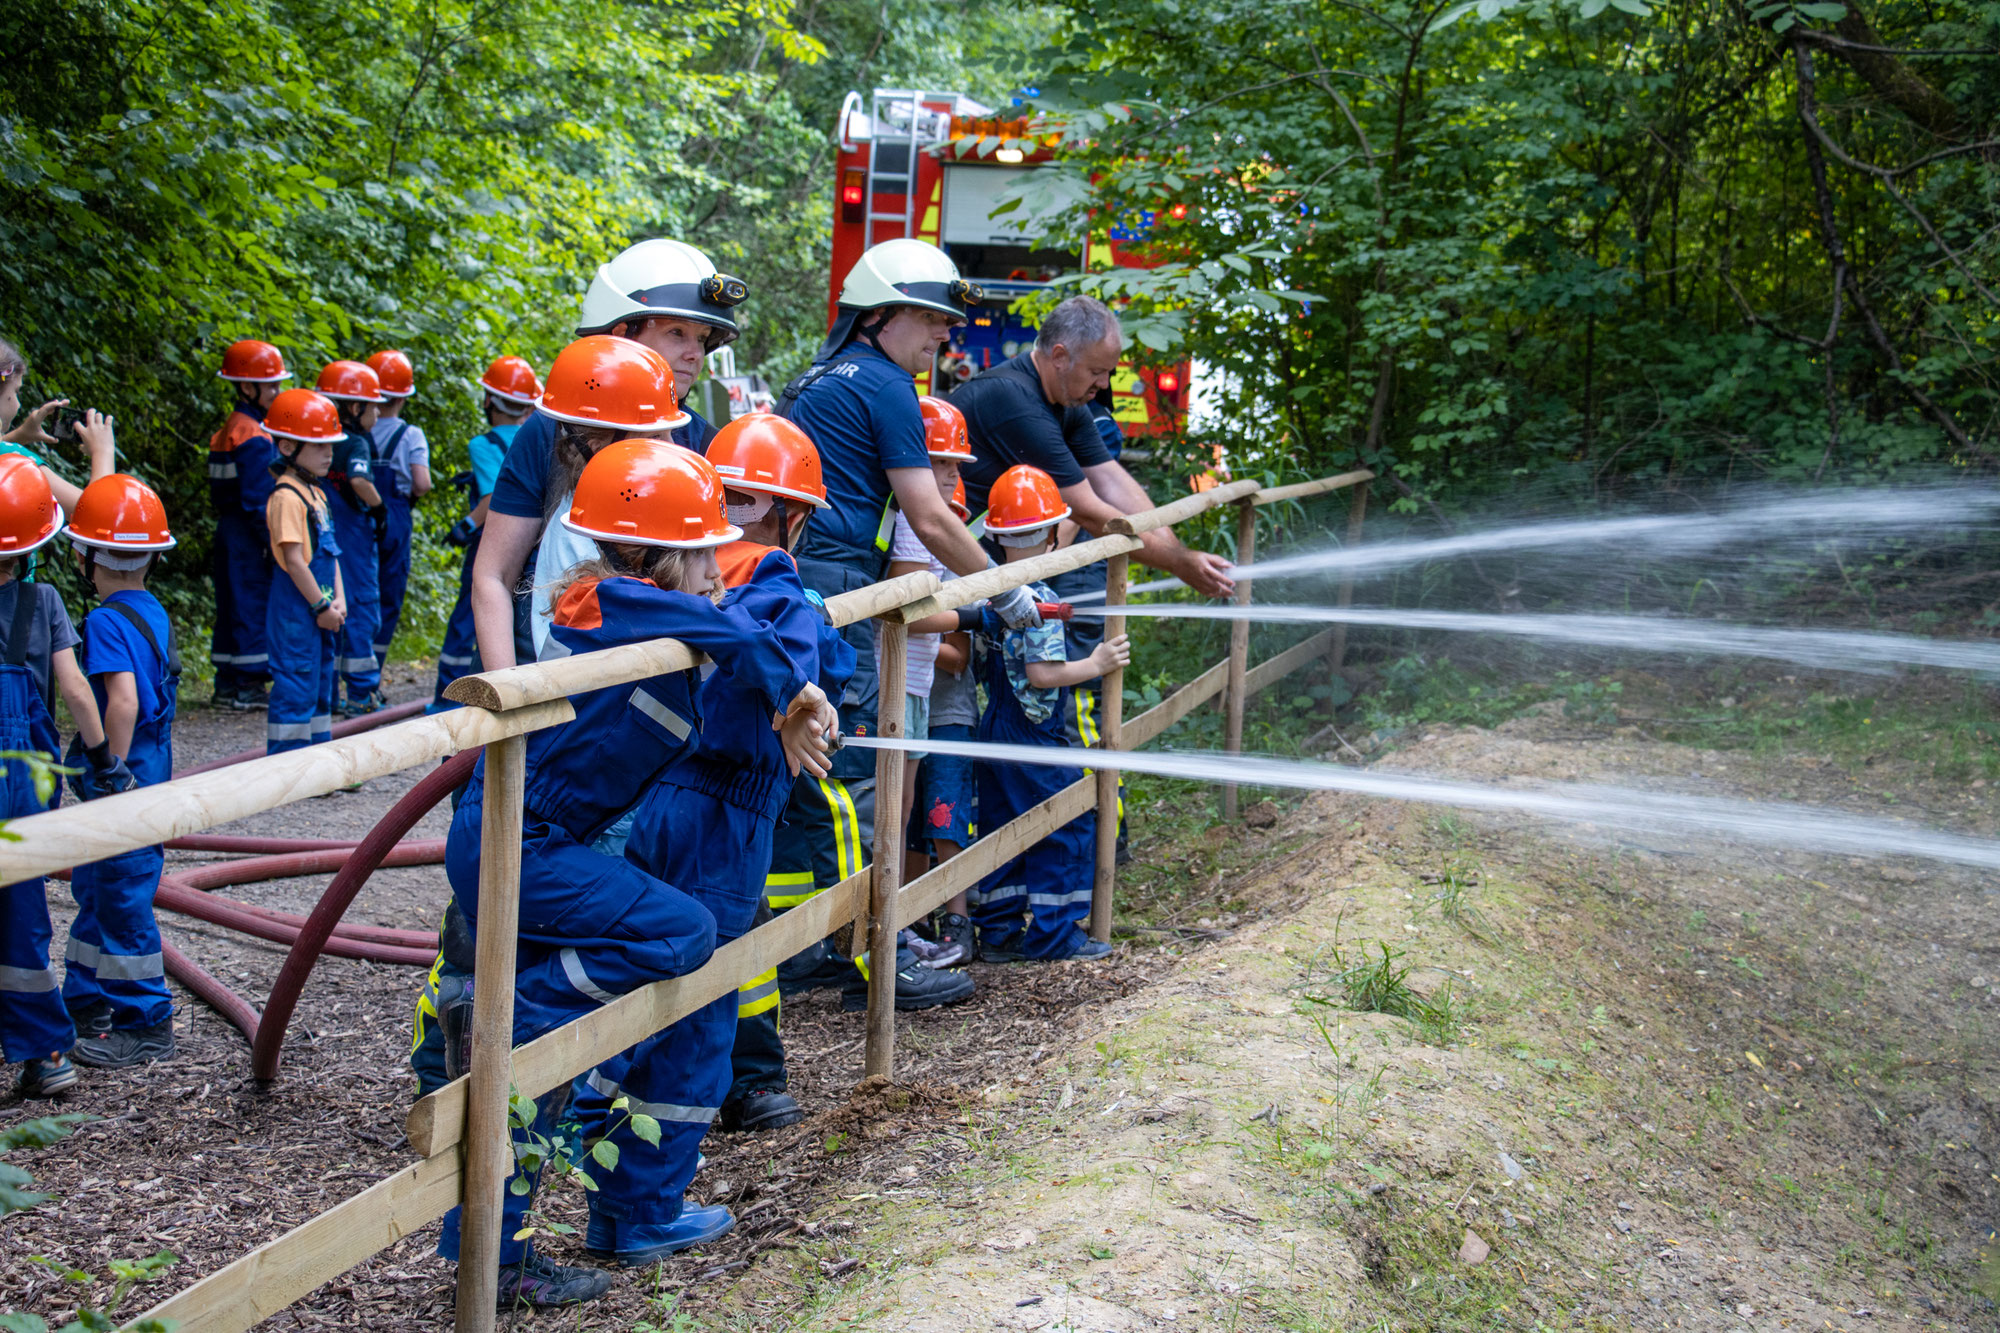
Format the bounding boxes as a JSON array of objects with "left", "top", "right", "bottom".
[
  {"left": 529, "top": 490, "right": 597, "bottom": 660},
  {"left": 882, "top": 511, "right": 943, "bottom": 697}
]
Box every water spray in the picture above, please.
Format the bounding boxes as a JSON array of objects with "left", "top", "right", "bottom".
[
  {"left": 841, "top": 734, "right": 2000, "bottom": 871},
  {"left": 1072, "top": 487, "right": 2000, "bottom": 602},
  {"left": 1068, "top": 603, "right": 2000, "bottom": 676}
]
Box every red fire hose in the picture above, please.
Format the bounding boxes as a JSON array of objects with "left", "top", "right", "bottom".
[
  {"left": 250, "top": 749, "right": 478, "bottom": 1081},
  {"left": 163, "top": 939, "right": 262, "bottom": 1042}
]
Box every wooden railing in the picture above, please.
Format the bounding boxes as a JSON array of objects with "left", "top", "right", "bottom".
[{"left": 0, "top": 469, "right": 1371, "bottom": 1333}]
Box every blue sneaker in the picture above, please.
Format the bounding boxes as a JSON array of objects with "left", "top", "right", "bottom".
[
  {"left": 586, "top": 1204, "right": 735, "bottom": 1266},
  {"left": 1051, "top": 937, "right": 1114, "bottom": 962},
  {"left": 18, "top": 1054, "right": 78, "bottom": 1098}
]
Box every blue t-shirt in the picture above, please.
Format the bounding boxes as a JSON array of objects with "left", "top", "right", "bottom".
[
  {"left": 323, "top": 433, "right": 377, "bottom": 514},
  {"left": 81, "top": 590, "right": 177, "bottom": 786},
  {"left": 468, "top": 423, "right": 519, "bottom": 503},
  {"left": 489, "top": 407, "right": 716, "bottom": 523},
  {"left": 786, "top": 346, "right": 929, "bottom": 560}
]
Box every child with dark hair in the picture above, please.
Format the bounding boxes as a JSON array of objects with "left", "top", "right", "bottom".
[
  {"left": 262, "top": 390, "right": 348, "bottom": 754},
  {"left": 314, "top": 362, "right": 390, "bottom": 717}
]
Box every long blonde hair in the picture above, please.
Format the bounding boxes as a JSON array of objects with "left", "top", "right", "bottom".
[{"left": 545, "top": 541, "right": 721, "bottom": 609}]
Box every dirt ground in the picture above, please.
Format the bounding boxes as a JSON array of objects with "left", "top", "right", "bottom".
[{"left": 2, "top": 664, "right": 1997, "bottom": 1331}]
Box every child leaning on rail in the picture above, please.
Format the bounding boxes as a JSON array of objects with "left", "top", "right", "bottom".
[
  {"left": 61, "top": 475, "right": 182, "bottom": 1072},
  {"left": 961, "top": 464, "right": 1128, "bottom": 963},
  {"left": 0, "top": 455, "right": 126, "bottom": 1100},
  {"left": 432, "top": 439, "right": 831, "bottom": 1311},
  {"left": 583, "top": 413, "right": 852, "bottom": 1266}
]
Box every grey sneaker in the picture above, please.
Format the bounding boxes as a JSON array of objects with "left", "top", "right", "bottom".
[
  {"left": 18, "top": 1054, "right": 79, "bottom": 1098},
  {"left": 924, "top": 912, "right": 973, "bottom": 969},
  {"left": 495, "top": 1246, "right": 613, "bottom": 1308},
  {"left": 70, "top": 1020, "right": 175, "bottom": 1069}
]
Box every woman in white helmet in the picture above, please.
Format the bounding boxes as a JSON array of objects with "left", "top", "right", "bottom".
[
  {"left": 764, "top": 237, "right": 1037, "bottom": 1014},
  {"left": 469, "top": 238, "right": 747, "bottom": 673}
]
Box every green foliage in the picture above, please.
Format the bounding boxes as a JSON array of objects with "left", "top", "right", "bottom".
[
  {"left": 1020, "top": 0, "right": 1996, "bottom": 505},
  {"left": 0, "top": 1115, "right": 88, "bottom": 1218}
]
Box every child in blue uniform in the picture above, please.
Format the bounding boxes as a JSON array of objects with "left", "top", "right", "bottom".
[
  {"left": 591, "top": 415, "right": 847, "bottom": 1260},
  {"left": 207, "top": 339, "right": 289, "bottom": 709},
  {"left": 0, "top": 454, "right": 123, "bottom": 1099},
  {"left": 62, "top": 474, "right": 181, "bottom": 1069},
  {"left": 434, "top": 439, "right": 829, "bottom": 1309},
  {"left": 263, "top": 390, "right": 347, "bottom": 754},
  {"left": 969, "top": 465, "right": 1129, "bottom": 962},
  {"left": 431, "top": 356, "right": 541, "bottom": 709},
  {"left": 365, "top": 349, "right": 429, "bottom": 676},
  {"left": 314, "top": 361, "right": 391, "bottom": 718}
]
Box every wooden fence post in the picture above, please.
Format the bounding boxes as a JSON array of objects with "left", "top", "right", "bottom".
[
  {"left": 1330, "top": 479, "right": 1370, "bottom": 671},
  {"left": 1089, "top": 553, "right": 1128, "bottom": 943},
  {"left": 1222, "top": 500, "right": 1257, "bottom": 821},
  {"left": 454, "top": 733, "right": 525, "bottom": 1333},
  {"left": 863, "top": 620, "right": 908, "bottom": 1081}
]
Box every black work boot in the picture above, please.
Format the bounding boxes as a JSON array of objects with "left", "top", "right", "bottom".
[
  {"left": 719, "top": 1088, "right": 805, "bottom": 1132},
  {"left": 70, "top": 1020, "right": 175, "bottom": 1069},
  {"left": 841, "top": 946, "right": 975, "bottom": 1012},
  {"left": 494, "top": 1246, "right": 613, "bottom": 1308}
]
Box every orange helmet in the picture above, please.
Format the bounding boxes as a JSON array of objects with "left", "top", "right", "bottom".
[
  {"left": 265, "top": 389, "right": 345, "bottom": 444},
  {"left": 68, "top": 474, "right": 175, "bottom": 552},
  {"left": 918, "top": 395, "right": 974, "bottom": 462},
  {"left": 479, "top": 355, "right": 542, "bottom": 407},
  {"left": 538, "top": 335, "right": 688, "bottom": 432},
  {"left": 949, "top": 475, "right": 971, "bottom": 522},
  {"left": 985, "top": 464, "right": 1070, "bottom": 533},
  {"left": 0, "top": 454, "right": 63, "bottom": 556},
  {"left": 564, "top": 440, "right": 738, "bottom": 549},
  {"left": 366, "top": 349, "right": 415, "bottom": 397},
  {"left": 317, "top": 360, "right": 384, "bottom": 404},
  {"left": 218, "top": 339, "right": 290, "bottom": 383},
  {"left": 706, "top": 413, "right": 829, "bottom": 509}
]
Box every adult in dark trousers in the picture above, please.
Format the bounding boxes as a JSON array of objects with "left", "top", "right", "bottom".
[
  {"left": 951, "top": 296, "right": 1236, "bottom": 848},
  {"left": 771, "top": 237, "right": 1041, "bottom": 1012}
]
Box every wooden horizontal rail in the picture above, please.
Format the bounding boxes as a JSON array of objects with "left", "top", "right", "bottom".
[
  {"left": 137, "top": 1148, "right": 462, "bottom": 1333},
  {"left": 1106, "top": 478, "right": 1261, "bottom": 534},
  {"left": 407, "top": 867, "right": 870, "bottom": 1157},
  {"left": 884, "top": 534, "right": 1142, "bottom": 625},
  {"left": 119, "top": 466, "right": 1365, "bottom": 1333},
  {"left": 1243, "top": 629, "right": 1338, "bottom": 697},
  {"left": 1251, "top": 469, "right": 1375, "bottom": 506},
  {"left": 445, "top": 570, "right": 943, "bottom": 711},
  {"left": 0, "top": 699, "right": 575, "bottom": 888}
]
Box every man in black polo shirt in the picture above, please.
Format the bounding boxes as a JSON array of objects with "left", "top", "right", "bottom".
[{"left": 952, "top": 295, "right": 1235, "bottom": 601}]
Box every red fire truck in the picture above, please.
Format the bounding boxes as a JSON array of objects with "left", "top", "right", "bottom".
[{"left": 827, "top": 87, "right": 1190, "bottom": 440}]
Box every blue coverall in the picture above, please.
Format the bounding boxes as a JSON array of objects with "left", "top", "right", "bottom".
[
  {"left": 206, "top": 406, "right": 278, "bottom": 695},
  {"left": 64, "top": 592, "right": 178, "bottom": 1031},
  {"left": 371, "top": 420, "right": 417, "bottom": 671},
  {"left": 321, "top": 433, "right": 382, "bottom": 700},
  {"left": 265, "top": 472, "right": 341, "bottom": 753},
  {"left": 969, "top": 598, "right": 1098, "bottom": 959},
  {"left": 0, "top": 599, "right": 70, "bottom": 1065},
  {"left": 434, "top": 573, "right": 808, "bottom": 1267},
  {"left": 587, "top": 545, "right": 853, "bottom": 1235}
]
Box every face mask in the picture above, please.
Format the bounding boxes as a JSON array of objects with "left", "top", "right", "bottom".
[
  {"left": 726, "top": 493, "right": 774, "bottom": 526},
  {"left": 996, "top": 525, "right": 1053, "bottom": 549}
]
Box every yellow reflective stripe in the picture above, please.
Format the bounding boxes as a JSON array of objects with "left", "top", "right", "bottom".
[
  {"left": 1076, "top": 690, "right": 1100, "bottom": 747},
  {"left": 819, "top": 776, "right": 863, "bottom": 882},
  {"left": 769, "top": 891, "right": 820, "bottom": 909},
  {"left": 852, "top": 951, "right": 870, "bottom": 982},
  {"left": 410, "top": 952, "right": 445, "bottom": 1055},
  {"left": 765, "top": 868, "right": 820, "bottom": 909},
  {"left": 738, "top": 967, "right": 780, "bottom": 1018}
]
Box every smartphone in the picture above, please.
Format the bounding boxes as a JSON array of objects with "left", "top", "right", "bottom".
[{"left": 44, "top": 401, "right": 83, "bottom": 441}]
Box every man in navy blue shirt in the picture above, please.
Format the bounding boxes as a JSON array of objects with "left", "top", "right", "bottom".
[
  {"left": 471, "top": 239, "right": 741, "bottom": 670},
  {"left": 769, "top": 238, "right": 1036, "bottom": 1012}
]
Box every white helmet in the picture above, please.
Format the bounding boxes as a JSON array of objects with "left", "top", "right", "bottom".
[
  {"left": 819, "top": 238, "right": 981, "bottom": 361},
  {"left": 576, "top": 239, "right": 747, "bottom": 349},
  {"left": 837, "top": 238, "right": 982, "bottom": 318}
]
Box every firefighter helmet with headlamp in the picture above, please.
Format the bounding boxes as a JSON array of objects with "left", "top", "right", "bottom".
[
  {"left": 836, "top": 239, "right": 982, "bottom": 318},
  {"left": 577, "top": 239, "right": 746, "bottom": 350}
]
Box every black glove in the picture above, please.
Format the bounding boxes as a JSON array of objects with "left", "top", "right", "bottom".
[
  {"left": 446, "top": 516, "right": 479, "bottom": 548},
  {"left": 70, "top": 740, "right": 136, "bottom": 801},
  {"left": 93, "top": 753, "right": 137, "bottom": 798},
  {"left": 369, "top": 504, "right": 390, "bottom": 544}
]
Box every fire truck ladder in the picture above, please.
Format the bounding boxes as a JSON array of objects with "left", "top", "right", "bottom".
[{"left": 864, "top": 89, "right": 954, "bottom": 248}]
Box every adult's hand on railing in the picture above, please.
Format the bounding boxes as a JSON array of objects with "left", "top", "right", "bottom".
[{"left": 1178, "top": 548, "right": 1237, "bottom": 599}]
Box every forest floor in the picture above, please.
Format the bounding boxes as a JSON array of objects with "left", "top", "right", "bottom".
[{"left": 1, "top": 662, "right": 1996, "bottom": 1332}]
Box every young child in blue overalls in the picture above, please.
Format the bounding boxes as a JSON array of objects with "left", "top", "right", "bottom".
[
  {"left": 594, "top": 415, "right": 848, "bottom": 1262},
  {"left": 433, "top": 439, "right": 829, "bottom": 1310},
  {"left": 62, "top": 473, "right": 181, "bottom": 1070},
  {"left": 0, "top": 453, "right": 124, "bottom": 1099},
  {"left": 314, "top": 362, "right": 390, "bottom": 718},
  {"left": 365, "top": 349, "right": 429, "bottom": 678},
  {"left": 430, "top": 356, "right": 540, "bottom": 710},
  {"left": 262, "top": 390, "right": 347, "bottom": 754},
  {"left": 968, "top": 465, "right": 1129, "bottom": 963}
]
